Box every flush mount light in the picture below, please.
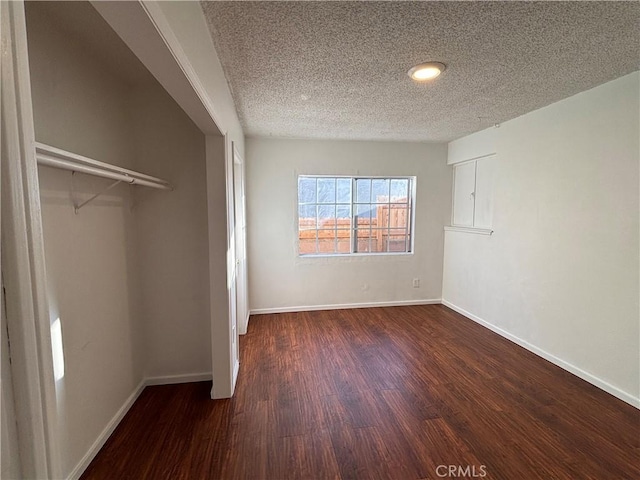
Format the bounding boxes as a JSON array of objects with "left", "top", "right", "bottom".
[{"left": 408, "top": 62, "right": 446, "bottom": 81}]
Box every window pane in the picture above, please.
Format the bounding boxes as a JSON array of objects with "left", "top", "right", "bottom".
[
  {"left": 390, "top": 178, "right": 409, "bottom": 201},
  {"left": 337, "top": 237, "right": 351, "bottom": 253},
  {"left": 299, "top": 228, "right": 317, "bottom": 255},
  {"left": 337, "top": 205, "right": 351, "bottom": 220},
  {"left": 355, "top": 204, "right": 372, "bottom": 224},
  {"left": 336, "top": 229, "right": 350, "bottom": 239},
  {"left": 387, "top": 235, "right": 409, "bottom": 252},
  {"left": 356, "top": 227, "right": 372, "bottom": 253},
  {"left": 371, "top": 204, "right": 389, "bottom": 228},
  {"left": 298, "top": 205, "right": 316, "bottom": 230},
  {"left": 299, "top": 177, "right": 316, "bottom": 203},
  {"left": 299, "top": 240, "right": 317, "bottom": 255},
  {"left": 336, "top": 206, "right": 351, "bottom": 232},
  {"left": 355, "top": 178, "right": 371, "bottom": 203},
  {"left": 387, "top": 207, "right": 409, "bottom": 230},
  {"left": 372, "top": 179, "right": 390, "bottom": 203},
  {"left": 317, "top": 178, "right": 336, "bottom": 204},
  {"left": 387, "top": 228, "right": 407, "bottom": 252},
  {"left": 368, "top": 229, "right": 386, "bottom": 253},
  {"left": 317, "top": 229, "right": 337, "bottom": 254},
  {"left": 337, "top": 178, "right": 351, "bottom": 203},
  {"left": 317, "top": 205, "right": 336, "bottom": 228}
]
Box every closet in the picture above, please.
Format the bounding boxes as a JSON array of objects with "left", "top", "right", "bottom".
[{"left": 22, "top": 2, "right": 226, "bottom": 477}]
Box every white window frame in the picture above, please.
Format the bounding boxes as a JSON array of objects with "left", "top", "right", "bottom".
[{"left": 297, "top": 175, "right": 416, "bottom": 257}]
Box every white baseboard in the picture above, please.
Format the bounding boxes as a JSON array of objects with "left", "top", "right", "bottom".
[
  {"left": 144, "top": 372, "right": 213, "bottom": 386},
  {"left": 67, "top": 379, "right": 146, "bottom": 480},
  {"left": 250, "top": 298, "right": 441, "bottom": 315},
  {"left": 442, "top": 299, "right": 640, "bottom": 409}
]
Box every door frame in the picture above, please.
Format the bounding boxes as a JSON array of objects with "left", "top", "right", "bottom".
[
  {"left": 232, "top": 144, "right": 250, "bottom": 335},
  {"left": 1, "top": 1, "right": 61, "bottom": 477}
]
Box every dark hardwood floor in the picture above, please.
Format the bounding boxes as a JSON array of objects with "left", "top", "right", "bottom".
[{"left": 81, "top": 305, "right": 639, "bottom": 480}]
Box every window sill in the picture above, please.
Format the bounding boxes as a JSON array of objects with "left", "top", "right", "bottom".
[
  {"left": 298, "top": 251, "right": 414, "bottom": 259},
  {"left": 444, "top": 226, "right": 493, "bottom": 236}
]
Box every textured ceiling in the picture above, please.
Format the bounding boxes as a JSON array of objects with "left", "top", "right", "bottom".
[{"left": 201, "top": 1, "right": 639, "bottom": 142}]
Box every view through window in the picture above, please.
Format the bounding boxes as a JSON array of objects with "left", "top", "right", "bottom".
[{"left": 298, "top": 176, "right": 414, "bottom": 255}]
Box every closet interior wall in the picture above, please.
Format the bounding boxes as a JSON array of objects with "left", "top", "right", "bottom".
[{"left": 25, "top": 2, "right": 211, "bottom": 477}]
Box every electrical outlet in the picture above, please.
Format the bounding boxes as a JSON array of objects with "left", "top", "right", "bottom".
[{"left": 412, "top": 278, "right": 420, "bottom": 288}]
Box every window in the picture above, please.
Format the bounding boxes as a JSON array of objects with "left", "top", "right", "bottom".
[
  {"left": 298, "top": 176, "right": 414, "bottom": 256},
  {"left": 450, "top": 154, "right": 496, "bottom": 234}
]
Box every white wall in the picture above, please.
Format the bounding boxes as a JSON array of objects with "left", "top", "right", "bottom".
[
  {"left": 246, "top": 138, "right": 450, "bottom": 312},
  {"left": 443, "top": 72, "right": 640, "bottom": 406},
  {"left": 27, "top": 5, "right": 136, "bottom": 170},
  {"left": 130, "top": 83, "right": 211, "bottom": 380},
  {"left": 27, "top": 5, "right": 143, "bottom": 476}
]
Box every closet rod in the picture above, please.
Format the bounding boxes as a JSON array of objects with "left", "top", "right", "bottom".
[{"left": 35, "top": 143, "right": 173, "bottom": 191}]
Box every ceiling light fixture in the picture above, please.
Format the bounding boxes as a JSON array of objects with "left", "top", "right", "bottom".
[{"left": 408, "top": 62, "right": 446, "bottom": 81}]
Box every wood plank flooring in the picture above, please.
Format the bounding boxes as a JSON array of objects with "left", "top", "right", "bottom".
[{"left": 81, "top": 305, "right": 639, "bottom": 479}]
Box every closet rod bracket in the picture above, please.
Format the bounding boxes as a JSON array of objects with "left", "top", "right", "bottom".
[{"left": 72, "top": 172, "right": 129, "bottom": 214}]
